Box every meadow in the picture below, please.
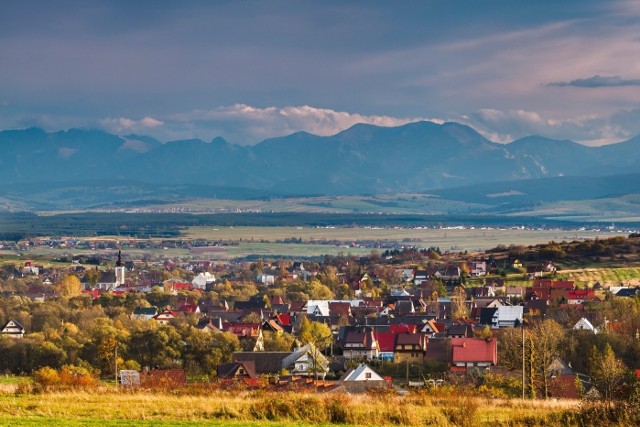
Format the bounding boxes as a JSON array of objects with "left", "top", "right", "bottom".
[{"left": 0, "top": 388, "right": 594, "bottom": 427}]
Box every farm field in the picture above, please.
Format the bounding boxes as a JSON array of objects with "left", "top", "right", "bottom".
[
  {"left": 558, "top": 267, "right": 640, "bottom": 287},
  {"left": 183, "top": 226, "right": 613, "bottom": 253},
  {"left": 1, "top": 227, "right": 617, "bottom": 261},
  {"left": 0, "top": 389, "right": 585, "bottom": 427}
]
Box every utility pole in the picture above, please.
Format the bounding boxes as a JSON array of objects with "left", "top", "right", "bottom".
[
  {"left": 115, "top": 345, "right": 118, "bottom": 390},
  {"left": 521, "top": 322, "right": 525, "bottom": 399}
]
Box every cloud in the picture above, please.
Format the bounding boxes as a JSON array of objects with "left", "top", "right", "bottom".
[
  {"left": 549, "top": 75, "right": 640, "bottom": 88},
  {"left": 101, "top": 116, "right": 163, "bottom": 133},
  {"left": 459, "top": 107, "right": 633, "bottom": 146},
  {"left": 166, "top": 104, "right": 433, "bottom": 144}
]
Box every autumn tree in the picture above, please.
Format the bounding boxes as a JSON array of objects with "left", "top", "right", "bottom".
[
  {"left": 589, "top": 343, "right": 628, "bottom": 400},
  {"left": 530, "top": 319, "right": 565, "bottom": 398},
  {"left": 298, "top": 316, "right": 333, "bottom": 379},
  {"left": 451, "top": 285, "right": 469, "bottom": 319},
  {"left": 57, "top": 274, "right": 83, "bottom": 297}
]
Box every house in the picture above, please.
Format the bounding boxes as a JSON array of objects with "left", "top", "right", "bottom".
[
  {"left": 450, "top": 338, "right": 498, "bottom": 372},
  {"left": 567, "top": 289, "right": 597, "bottom": 304},
  {"left": 343, "top": 329, "right": 379, "bottom": 360},
  {"left": 374, "top": 332, "right": 396, "bottom": 361},
  {"left": 132, "top": 306, "right": 158, "bottom": 321},
  {"left": 281, "top": 343, "right": 329, "bottom": 378},
  {"left": 447, "top": 323, "right": 473, "bottom": 338},
  {"left": 192, "top": 272, "right": 216, "bottom": 289},
  {"left": 339, "top": 363, "right": 390, "bottom": 392},
  {"left": 232, "top": 352, "right": 290, "bottom": 374},
  {"left": 470, "top": 261, "right": 487, "bottom": 276},
  {"left": 481, "top": 306, "right": 523, "bottom": 329},
  {"left": 394, "top": 332, "right": 427, "bottom": 364},
  {"left": 217, "top": 360, "right": 258, "bottom": 380},
  {"left": 224, "top": 323, "right": 264, "bottom": 351},
  {"left": 614, "top": 287, "right": 640, "bottom": 298},
  {"left": 573, "top": 318, "right": 597, "bottom": 334},
  {"left": 0, "top": 319, "right": 25, "bottom": 338},
  {"left": 256, "top": 274, "right": 276, "bottom": 285},
  {"left": 152, "top": 309, "right": 179, "bottom": 324},
  {"left": 420, "top": 319, "right": 441, "bottom": 338}
]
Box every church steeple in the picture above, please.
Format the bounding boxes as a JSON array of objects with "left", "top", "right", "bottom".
[{"left": 115, "top": 250, "right": 125, "bottom": 286}]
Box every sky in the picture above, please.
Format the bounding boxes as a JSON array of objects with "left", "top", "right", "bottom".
[{"left": 2, "top": 0, "right": 640, "bottom": 146}]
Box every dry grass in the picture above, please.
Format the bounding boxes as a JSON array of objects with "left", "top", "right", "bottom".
[{"left": 0, "top": 388, "right": 592, "bottom": 426}]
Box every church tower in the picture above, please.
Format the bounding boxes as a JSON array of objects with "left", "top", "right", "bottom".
[{"left": 115, "top": 250, "right": 125, "bottom": 287}]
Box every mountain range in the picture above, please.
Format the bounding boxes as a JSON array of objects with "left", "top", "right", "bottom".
[{"left": 1, "top": 121, "right": 639, "bottom": 212}]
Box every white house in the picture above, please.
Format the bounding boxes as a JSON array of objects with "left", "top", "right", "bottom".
[
  {"left": 492, "top": 306, "right": 523, "bottom": 328},
  {"left": 192, "top": 272, "right": 216, "bottom": 289},
  {"left": 573, "top": 317, "right": 597, "bottom": 334},
  {"left": 340, "top": 363, "right": 385, "bottom": 382},
  {"left": 281, "top": 343, "right": 329, "bottom": 378},
  {"left": 0, "top": 319, "right": 25, "bottom": 338}
]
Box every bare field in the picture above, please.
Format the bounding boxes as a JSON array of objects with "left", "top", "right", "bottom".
[{"left": 184, "top": 226, "right": 613, "bottom": 252}]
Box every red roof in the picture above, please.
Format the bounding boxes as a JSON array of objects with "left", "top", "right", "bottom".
[
  {"left": 451, "top": 338, "right": 497, "bottom": 365},
  {"left": 534, "top": 280, "right": 574, "bottom": 290},
  {"left": 390, "top": 324, "right": 417, "bottom": 334},
  {"left": 274, "top": 314, "right": 291, "bottom": 326},
  {"left": 374, "top": 332, "right": 396, "bottom": 352},
  {"left": 568, "top": 289, "right": 596, "bottom": 300}
]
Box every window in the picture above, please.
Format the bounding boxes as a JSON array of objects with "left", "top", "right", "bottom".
[{"left": 365, "top": 373, "right": 371, "bottom": 379}]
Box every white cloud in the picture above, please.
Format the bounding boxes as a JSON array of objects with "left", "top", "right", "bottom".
[
  {"left": 167, "top": 104, "right": 434, "bottom": 144},
  {"left": 459, "top": 107, "right": 634, "bottom": 145},
  {"left": 101, "top": 116, "right": 163, "bottom": 133}
]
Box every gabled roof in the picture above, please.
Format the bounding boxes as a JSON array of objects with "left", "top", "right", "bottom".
[
  {"left": 133, "top": 306, "right": 158, "bottom": 316},
  {"left": 217, "top": 361, "right": 258, "bottom": 379},
  {"left": 374, "top": 332, "right": 396, "bottom": 352},
  {"left": 451, "top": 338, "right": 497, "bottom": 365},
  {"left": 479, "top": 307, "right": 498, "bottom": 325},
  {"left": 282, "top": 343, "right": 329, "bottom": 372},
  {"left": 232, "top": 351, "right": 290, "bottom": 373},
  {"left": 344, "top": 330, "right": 377, "bottom": 350},
  {"left": 0, "top": 319, "right": 25, "bottom": 333},
  {"left": 573, "top": 317, "right": 597, "bottom": 333},
  {"left": 340, "top": 363, "right": 384, "bottom": 382},
  {"left": 395, "top": 332, "right": 426, "bottom": 348}
]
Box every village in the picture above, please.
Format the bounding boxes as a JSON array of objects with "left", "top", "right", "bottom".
[{"left": 1, "top": 235, "right": 640, "bottom": 400}]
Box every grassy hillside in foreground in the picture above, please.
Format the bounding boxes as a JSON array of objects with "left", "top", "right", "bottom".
[{"left": 0, "top": 389, "right": 587, "bottom": 427}]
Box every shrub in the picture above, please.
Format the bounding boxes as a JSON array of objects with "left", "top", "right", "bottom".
[{"left": 33, "top": 365, "right": 97, "bottom": 392}]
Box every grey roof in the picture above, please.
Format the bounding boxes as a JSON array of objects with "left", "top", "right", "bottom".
[{"left": 231, "top": 351, "right": 290, "bottom": 374}]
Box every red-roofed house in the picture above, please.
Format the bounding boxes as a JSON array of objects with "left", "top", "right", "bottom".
[
  {"left": 450, "top": 338, "right": 497, "bottom": 372},
  {"left": 567, "top": 289, "right": 597, "bottom": 304},
  {"left": 390, "top": 324, "right": 417, "bottom": 334},
  {"left": 153, "top": 309, "right": 179, "bottom": 324},
  {"left": 534, "top": 279, "right": 574, "bottom": 290},
  {"left": 374, "top": 332, "right": 396, "bottom": 361}
]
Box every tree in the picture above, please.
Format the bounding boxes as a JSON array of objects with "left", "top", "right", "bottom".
[
  {"left": 57, "top": 275, "right": 83, "bottom": 297},
  {"left": 451, "top": 286, "right": 469, "bottom": 319},
  {"left": 298, "top": 317, "right": 333, "bottom": 379},
  {"left": 589, "top": 343, "right": 628, "bottom": 400},
  {"left": 84, "top": 268, "right": 100, "bottom": 290},
  {"left": 530, "top": 319, "right": 566, "bottom": 398},
  {"left": 263, "top": 331, "right": 296, "bottom": 351}
]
